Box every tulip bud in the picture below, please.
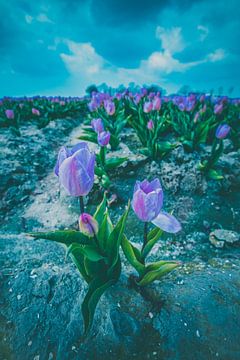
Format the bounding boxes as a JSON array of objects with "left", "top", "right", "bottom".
[
  {"left": 91, "top": 118, "right": 104, "bottom": 133},
  {"left": 147, "top": 120, "right": 154, "bottom": 130},
  {"left": 5, "top": 109, "right": 14, "bottom": 119},
  {"left": 79, "top": 213, "right": 99, "bottom": 237},
  {"left": 214, "top": 103, "right": 223, "bottom": 115},
  {"left": 193, "top": 112, "right": 200, "bottom": 123},
  {"left": 152, "top": 96, "right": 161, "bottom": 111},
  {"left": 98, "top": 131, "right": 110, "bottom": 147},
  {"left": 215, "top": 124, "right": 231, "bottom": 139},
  {"left": 143, "top": 101, "right": 153, "bottom": 113},
  {"left": 32, "top": 108, "right": 40, "bottom": 116},
  {"left": 104, "top": 100, "right": 115, "bottom": 115}
]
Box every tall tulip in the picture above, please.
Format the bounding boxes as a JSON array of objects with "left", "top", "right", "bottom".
[{"left": 56, "top": 142, "right": 95, "bottom": 197}]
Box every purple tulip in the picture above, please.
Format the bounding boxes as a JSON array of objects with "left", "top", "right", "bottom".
[
  {"left": 104, "top": 100, "right": 115, "bottom": 115},
  {"left": 147, "top": 120, "right": 154, "bottom": 130},
  {"left": 132, "top": 179, "right": 163, "bottom": 222},
  {"left": 32, "top": 108, "right": 40, "bottom": 116},
  {"left": 88, "top": 99, "right": 98, "bottom": 112},
  {"left": 97, "top": 131, "right": 110, "bottom": 147},
  {"left": 143, "top": 101, "right": 153, "bottom": 113},
  {"left": 215, "top": 124, "right": 231, "bottom": 139},
  {"left": 56, "top": 142, "right": 95, "bottom": 196},
  {"left": 79, "top": 213, "right": 99, "bottom": 237},
  {"left": 5, "top": 109, "right": 14, "bottom": 119},
  {"left": 91, "top": 118, "right": 104, "bottom": 133},
  {"left": 134, "top": 94, "right": 142, "bottom": 105},
  {"left": 132, "top": 178, "right": 181, "bottom": 233},
  {"left": 214, "top": 103, "right": 223, "bottom": 115},
  {"left": 152, "top": 96, "right": 161, "bottom": 111}
]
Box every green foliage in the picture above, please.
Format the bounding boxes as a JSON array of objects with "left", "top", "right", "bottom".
[
  {"left": 29, "top": 195, "right": 130, "bottom": 335},
  {"left": 121, "top": 226, "right": 180, "bottom": 287},
  {"left": 198, "top": 139, "right": 224, "bottom": 180}
]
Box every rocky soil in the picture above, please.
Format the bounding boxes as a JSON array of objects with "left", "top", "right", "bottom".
[{"left": 0, "top": 120, "right": 240, "bottom": 360}]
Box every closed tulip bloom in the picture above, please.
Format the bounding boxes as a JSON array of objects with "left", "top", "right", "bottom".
[
  {"left": 5, "top": 109, "right": 14, "bottom": 119},
  {"left": 54, "top": 142, "right": 89, "bottom": 176},
  {"left": 104, "top": 100, "right": 115, "bottom": 115},
  {"left": 132, "top": 178, "right": 181, "bottom": 233},
  {"left": 91, "top": 118, "right": 104, "bottom": 133},
  {"left": 143, "top": 101, "right": 153, "bottom": 113},
  {"left": 98, "top": 131, "right": 110, "bottom": 147},
  {"left": 79, "top": 213, "right": 99, "bottom": 237},
  {"left": 32, "top": 108, "right": 40, "bottom": 116},
  {"left": 214, "top": 103, "right": 223, "bottom": 115},
  {"left": 58, "top": 143, "right": 95, "bottom": 196},
  {"left": 215, "top": 124, "right": 231, "bottom": 139},
  {"left": 147, "top": 120, "right": 154, "bottom": 130},
  {"left": 193, "top": 112, "right": 200, "bottom": 123},
  {"left": 152, "top": 96, "right": 161, "bottom": 111},
  {"left": 132, "top": 179, "right": 163, "bottom": 222}
]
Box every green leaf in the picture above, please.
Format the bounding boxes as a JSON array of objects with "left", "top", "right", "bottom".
[
  {"left": 106, "top": 202, "right": 130, "bottom": 272},
  {"left": 208, "top": 169, "right": 223, "bottom": 180},
  {"left": 97, "top": 210, "right": 113, "bottom": 251},
  {"left": 109, "top": 134, "right": 119, "bottom": 150},
  {"left": 121, "top": 235, "right": 145, "bottom": 275},
  {"left": 78, "top": 133, "right": 97, "bottom": 144},
  {"left": 104, "top": 157, "right": 128, "bottom": 170},
  {"left": 141, "top": 227, "right": 163, "bottom": 260},
  {"left": 94, "top": 193, "right": 107, "bottom": 224},
  {"left": 137, "top": 262, "right": 180, "bottom": 286},
  {"left": 95, "top": 166, "right": 107, "bottom": 177},
  {"left": 68, "top": 247, "right": 91, "bottom": 283},
  {"left": 81, "top": 276, "right": 116, "bottom": 335},
  {"left": 28, "top": 230, "right": 90, "bottom": 246},
  {"left": 67, "top": 243, "right": 105, "bottom": 262}
]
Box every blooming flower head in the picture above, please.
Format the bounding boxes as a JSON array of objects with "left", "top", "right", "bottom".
[
  {"left": 98, "top": 131, "right": 111, "bottom": 147},
  {"left": 214, "top": 103, "right": 223, "bottom": 115},
  {"left": 143, "top": 101, "right": 153, "bottom": 113},
  {"left": 152, "top": 96, "right": 161, "bottom": 111},
  {"left": 215, "top": 124, "right": 231, "bottom": 139},
  {"left": 134, "top": 94, "right": 142, "bottom": 105},
  {"left": 88, "top": 98, "right": 99, "bottom": 112},
  {"left": 104, "top": 100, "right": 115, "bottom": 115},
  {"left": 79, "top": 213, "right": 99, "bottom": 237},
  {"left": 55, "top": 142, "right": 95, "bottom": 196},
  {"left": 32, "top": 108, "right": 40, "bottom": 116},
  {"left": 132, "top": 178, "right": 181, "bottom": 233},
  {"left": 132, "top": 179, "right": 163, "bottom": 222},
  {"left": 91, "top": 118, "right": 104, "bottom": 133},
  {"left": 5, "top": 109, "right": 14, "bottom": 119},
  {"left": 147, "top": 120, "right": 154, "bottom": 130}
]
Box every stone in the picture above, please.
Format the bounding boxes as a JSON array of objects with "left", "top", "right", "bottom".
[{"left": 209, "top": 229, "right": 240, "bottom": 248}]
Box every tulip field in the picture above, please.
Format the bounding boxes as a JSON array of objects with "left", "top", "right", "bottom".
[{"left": 1, "top": 88, "right": 240, "bottom": 359}]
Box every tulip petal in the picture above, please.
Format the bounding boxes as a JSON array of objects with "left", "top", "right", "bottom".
[{"left": 152, "top": 211, "right": 181, "bottom": 233}]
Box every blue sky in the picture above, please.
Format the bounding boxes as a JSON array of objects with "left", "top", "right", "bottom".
[{"left": 0, "top": 0, "right": 240, "bottom": 96}]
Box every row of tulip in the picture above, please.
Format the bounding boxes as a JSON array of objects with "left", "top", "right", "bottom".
[{"left": 0, "top": 96, "right": 87, "bottom": 133}]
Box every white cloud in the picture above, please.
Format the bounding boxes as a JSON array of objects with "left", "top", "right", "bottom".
[
  {"left": 36, "top": 13, "right": 54, "bottom": 24},
  {"left": 207, "top": 48, "right": 226, "bottom": 62},
  {"left": 25, "top": 14, "right": 33, "bottom": 24},
  {"left": 56, "top": 27, "right": 227, "bottom": 95},
  {"left": 197, "top": 25, "right": 209, "bottom": 41},
  {"left": 156, "top": 26, "right": 186, "bottom": 54}
]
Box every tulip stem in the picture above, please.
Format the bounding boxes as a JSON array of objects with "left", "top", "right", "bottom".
[
  {"left": 143, "top": 222, "right": 148, "bottom": 247},
  {"left": 79, "top": 196, "right": 84, "bottom": 214}
]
